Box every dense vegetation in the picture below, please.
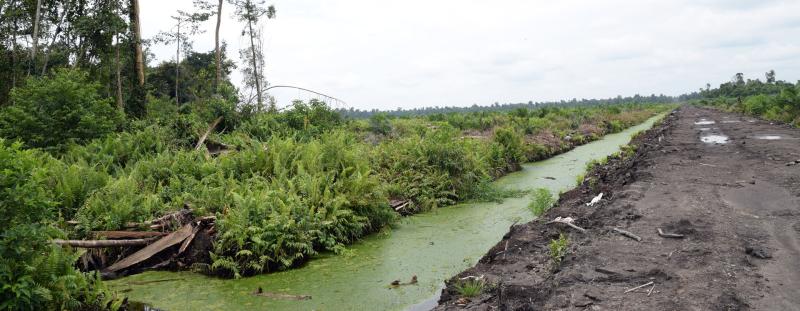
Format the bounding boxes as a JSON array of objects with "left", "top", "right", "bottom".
[
  {"left": 694, "top": 71, "right": 800, "bottom": 126},
  {"left": 0, "top": 66, "right": 668, "bottom": 308}
]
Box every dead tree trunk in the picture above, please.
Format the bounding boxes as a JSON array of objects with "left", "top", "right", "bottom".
[
  {"left": 214, "top": 0, "right": 223, "bottom": 92},
  {"left": 247, "top": 19, "right": 262, "bottom": 111}
]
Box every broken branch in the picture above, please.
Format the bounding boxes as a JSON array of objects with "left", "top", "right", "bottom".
[
  {"left": 195, "top": 116, "right": 223, "bottom": 150},
  {"left": 657, "top": 228, "right": 685, "bottom": 239},
  {"left": 546, "top": 217, "right": 587, "bottom": 233},
  {"left": 613, "top": 227, "right": 642, "bottom": 241}
]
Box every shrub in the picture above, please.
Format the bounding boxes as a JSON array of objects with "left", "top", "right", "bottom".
[
  {"left": 528, "top": 188, "right": 555, "bottom": 216},
  {"left": 454, "top": 278, "right": 486, "bottom": 297},
  {"left": 0, "top": 69, "right": 123, "bottom": 152},
  {"left": 369, "top": 113, "right": 392, "bottom": 135}
]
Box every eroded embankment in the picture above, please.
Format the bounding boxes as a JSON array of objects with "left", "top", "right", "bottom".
[{"left": 437, "top": 106, "right": 800, "bottom": 310}]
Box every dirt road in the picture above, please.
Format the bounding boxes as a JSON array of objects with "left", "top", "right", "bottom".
[{"left": 436, "top": 106, "right": 800, "bottom": 310}]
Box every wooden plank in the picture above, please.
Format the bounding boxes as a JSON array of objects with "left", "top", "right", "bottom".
[
  {"left": 52, "top": 237, "right": 158, "bottom": 248},
  {"left": 93, "top": 231, "right": 167, "bottom": 239},
  {"left": 103, "top": 224, "right": 194, "bottom": 273}
]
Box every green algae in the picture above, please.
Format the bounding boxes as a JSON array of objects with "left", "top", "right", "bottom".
[{"left": 109, "top": 114, "right": 664, "bottom": 311}]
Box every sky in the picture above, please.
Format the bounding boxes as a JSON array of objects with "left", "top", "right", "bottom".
[{"left": 140, "top": 0, "right": 800, "bottom": 111}]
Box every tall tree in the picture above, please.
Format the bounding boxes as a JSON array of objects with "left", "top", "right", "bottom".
[
  {"left": 215, "top": 0, "right": 223, "bottom": 91},
  {"left": 231, "top": 0, "right": 275, "bottom": 111},
  {"left": 129, "top": 0, "right": 144, "bottom": 86},
  {"left": 28, "top": 0, "right": 43, "bottom": 75},
  {"left": 765, "top": 70, "right": 776, "bottom": 84},
  {"left": 154, "top": 8, "right": 211, "bottom": 107}
]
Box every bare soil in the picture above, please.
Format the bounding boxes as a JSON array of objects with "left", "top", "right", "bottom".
[{"left": 436, "top": 106, "right": 800, "bottom": 310}]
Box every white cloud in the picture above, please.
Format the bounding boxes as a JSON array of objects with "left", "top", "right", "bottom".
[{"left": 140, "top": 0, "right": 800, "bottom": 110}]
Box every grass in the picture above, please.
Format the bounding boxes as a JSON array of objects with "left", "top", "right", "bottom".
[
  {"left": 527, "top": 188, "right": 555, "bottom": 216},
  {"left": 549, "top": 233, "right": 569, "bottom": 265},
  {"left": 454, "top": 278, "right": 486, "bottom": 297}
]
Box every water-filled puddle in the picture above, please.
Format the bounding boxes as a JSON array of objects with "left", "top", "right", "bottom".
[
  {"left": 701, "top": 134, "right": 728, "bottom": 144},
  {"left": 722, "top": 120, "right": 741, "bottom": 123},
  {"left": 694, "top": 120, "right": 715, "bottom": 125},
  {"left": 699, "top": 128, "right": 711, "bottom": 131},
  {"left": 754, "top": 135, "right": 781, "bottom": 140}
]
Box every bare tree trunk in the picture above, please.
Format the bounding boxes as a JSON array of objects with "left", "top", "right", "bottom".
[
  {"left": 247, "top": 19, "right": 262, "bottom": 111},
  {"left": 10, "top": 0, "right": 18, "bottom": 88},
  {"left": 29, "top": 0, "right": 43, "bottom": 75},
  {"left": 130, "top": 0, "right": 145, "bottom": 86},
  {"left": 41, "top": 1, "right": 68, "bottom": 75},
  {"left": 214, "top": 0, "right": 223, "bottom": 92},
  {"left": 175, "top": 21, "right": 180, "bottom": 107},
  {"left": 115, "top": 34, "right": 124, "bottom": 110}
]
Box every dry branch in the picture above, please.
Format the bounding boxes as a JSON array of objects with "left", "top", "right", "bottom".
[
  {"left": 657, "top": 228, "right": 685, "bottom": 239},
  {"left": 546, "top": 217, "right": 587, "bottom": 233},
  {"left": 53, "top": 237, "right": 159, "bottom": 248},
  {"left": 613, "top": 227, "right": 642, "bottom": 241},
  {"left": 624, "top": 281, "right": 654, "bottom": 293}
]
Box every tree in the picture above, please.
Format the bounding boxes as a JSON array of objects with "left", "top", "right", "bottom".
[
  {"left": 215, "top": 0, "right": 223, "bottom": 91},
  {"left": 153, "top": 7, "right": 212, "bottom": 107},
  {"left": 766, "top": 70, "right": 776, "bottom": 84},
  {"left": 230, "top": 0, "right": 275, "bottom": 111},
  {"left": 733, "top": 72, "right": 744, "bottom": 85},
  {"left": 28, "top": 0, "right": 43, "bottom": 75},
  {"left": 129, "top": 0, "right": 144, "bottom": 86}
]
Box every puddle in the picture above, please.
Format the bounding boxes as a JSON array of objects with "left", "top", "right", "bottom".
[
  {"left": 754, "top": 135, "right": 781, "bottom": 140},
  {"left": 701, "top": 134, "right": 728, "bottom": 144},
  {"left": 722, "top": 120, "right": 741, "bottom": 123},
  {"left": 694, "top": 120, "right": 716, "bottom": 125},
  {"left": 699, "top": 128, "right": 711, "bottom": 131}
]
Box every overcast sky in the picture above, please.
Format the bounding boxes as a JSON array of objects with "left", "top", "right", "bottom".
[{"left": 141, "top": 0, "right": 800, "bottom": 110}]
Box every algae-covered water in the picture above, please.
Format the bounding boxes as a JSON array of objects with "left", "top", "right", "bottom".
[{"left": 110, "top": 114, "right": 664, "bottom": 311}]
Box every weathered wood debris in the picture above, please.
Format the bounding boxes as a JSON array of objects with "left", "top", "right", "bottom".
[{"left": 53, "top": 207, "right": 216, "bottom": 279}]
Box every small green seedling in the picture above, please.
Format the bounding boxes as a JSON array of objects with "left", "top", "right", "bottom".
[{"left": 549, "top": 233, "right": 569, "bottom": 265}]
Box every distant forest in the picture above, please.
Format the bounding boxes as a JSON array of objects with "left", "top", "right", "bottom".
[{"left": 338, "top": 70, "right": 796, "bottom": 118}]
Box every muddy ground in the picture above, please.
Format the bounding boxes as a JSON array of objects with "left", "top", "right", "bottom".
[{"left": 436, "top": 106, "right": 800, "bottom": 310}]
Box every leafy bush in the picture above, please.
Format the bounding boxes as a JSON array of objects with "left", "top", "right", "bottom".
[
  {"left": 0, "top": 69, "right": 123, "bottom": 152},
  {"left": 528, "top": 188, "right": 555, "bottom": 216}
]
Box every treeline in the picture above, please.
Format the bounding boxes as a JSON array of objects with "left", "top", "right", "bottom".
[
  {"left": 339, "top": 93, "right": 676, "bottom": 118},
  {"left": 694, "top": 70, "right": 800, "bottom": 126},
  {"left": 0, "top": 0, "right": 275, "bottom": 114}
]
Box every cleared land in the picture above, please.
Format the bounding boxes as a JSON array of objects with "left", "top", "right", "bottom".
[{"left": 437, "top": 106, "right": 800, "bottom": 310}]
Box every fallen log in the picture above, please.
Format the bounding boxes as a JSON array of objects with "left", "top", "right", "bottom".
[
  {"left": 93, "top": 231, "right": 167, "bottom": 239},
  {"left": 657, "top": 228, "right": 685, "bottom": 239},
  {"left": 252, "top": 287, "right": 312, "bottom": 300},
  {"left": 613, "top": 227, "right": 642, "bottom": 241},
  {"left": 104, "top": 223, "right": 195, "bottom": 273},
  {"left": 53, "top": 237, "right": 159, "bottom": 248},
  {"left": 124, "top": 208, "right": 192, "bottom": 229}
]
